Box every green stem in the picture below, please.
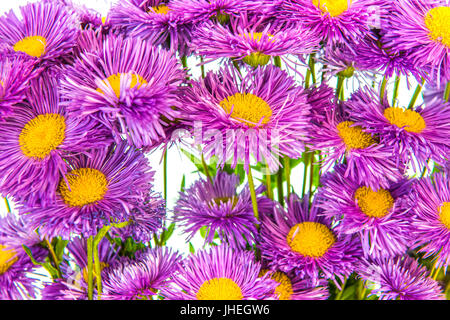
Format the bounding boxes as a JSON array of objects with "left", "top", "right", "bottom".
[
  {"left": 264, "top": 166, "right": 273, "bottom": 200},
  {"left": 163, "top": 150, "right": 168, "bottom": 201},
  {"left": 301, "top": 151, "right": 310, "bottom": 198},
  {"left": 93, "top": 242, "right": 102, "bottom": 300},
  {"left": 45, "top": 238, "right": 62, "bottom": 279},
  {"left": 200, "top": 56, "right": 206, "bottom": 79},
  {"left": 284, "top": 157, "right": 291, "bottom": 200},
  {"left": 308, "top": 151, "right": 315, "bottom": 202},
  {"left": 247, "top": 166, "right": 259, "bottom": 222},
  {"left": 201, "top": 153, "right": 213, "bottom": 185},
  {"left": 273, "top": 55, "right": 282, "bottom": 68},
  {"left": 380, "top": 76, "right": 388, "bottom": 102},
  {"left": 277, "top": 168, "right": 284, "bottom": 207},
  {"left": 87, "top": 236, "right": 94, "bottom": 300},
  {"left": 408, "top": 77, "right": 425, "bottom": 109},
  {"left": 357, "top": 280, "right": 367, "bottom": 300},
  {"left": 336, "top": 76, "right": 344, "bottom": 99},
  {"left": 444, "top": 81, "right": 450, "bottom": 102},
  {"left": 308, "top": 54, "right": 316, "bottom": 85},
  {"left": 392, "top": 75, "right": 400, "bottom": 107}
]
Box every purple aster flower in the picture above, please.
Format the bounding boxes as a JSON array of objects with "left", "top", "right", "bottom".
[
  {"left": 112, "top": 192, "right": 165, "bottom": 243},
  {"left": 61, "top": 35, "right": 185, "bottom": 149},
  {"left": 357, "top": 255, "right": 445, "bottom": 300},
  {"left": 108, "top": 0, "right": 193, "bottom": 56},
  {"left": 258, "top": 193, "right": 362, "bottom": 287},
  {"left": 191, "top": 12, "right": 319, "bottom": 68},
  {"left": 308, "top": 97, "right": 404, "bottom": 190},
  {"left": 18, "top": 142, "right": 154, "bottom": 238},
  {"left": 355, "top": 31, "right": 426, "bottom": 81},
  {"left": 383, "top": 0, "right": 450, "bottom": 83},
  {"left": 0, "top": 2, "right": 79, "bottom": 70},
  {"left": 279, "top": 0, "right": 380, "bottom": 47},
  {"left": 410, "top": 172, "right": 450, "bottom": 270},
  {"left": 0, "top": 214, "right": 46, "bottom": 259},
  {"left": 0, "top": 214, "right": 47, "bottom": 300},
  {"left": 306, "top": 84, "right": 336, "bottom": 125},
  {"left": 0, "top": 56, "right": 35, "bottom": 121},
  {"left": 102, "top": 247, "right": 181, "bottom": 300},
  {"left": 259, "top": 269, "right": 329, "bottom": 300},
  {"left": 170, "top": 0, "right": 258, "bottom": 24},
  {"left": 42, "top": 280, "right": 88, "bottom": 300},
  {"left": 0, "top": 75, "right": 111, "bottom": 207},
  {"left": 180, "top": 63, "right": 311, "bottom": 173},
  {"left": 346, "top": 86, "right": 450, "bottom": 169},
  {"left": 161, "top": 244, "right": 278, "bottom": 300},
  {"left": 173, "top": 171, "right": 273, "bottom": 249},
  {"left": 43, "top": 0, "right": 108, "bottom": 31},
  {"left": 318, "top": 164, "right": 414, "bottom": 259},
  {"left": 317, "top": 43, "right": 375, "bottom": 89}
]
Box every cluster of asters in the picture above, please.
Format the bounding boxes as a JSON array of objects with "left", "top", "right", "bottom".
[{"left": 0, "top": 0, "right": 450, "bottom": 301}]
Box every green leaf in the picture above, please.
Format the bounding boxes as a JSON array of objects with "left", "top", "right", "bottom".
[
  {"left": 341, "top": 284, "right": 357, "bottom": 300},
  {"left": 199, "top": 226, "right": 208, "bottom": 238},
  {"left": 52, "top": 237, "right": 69, "bottom": 262},
  {"left": 22, "top": 245, "right": 60, "bottom": 279},
  {"left": 162, "top": 223, "right": 176, "bottom": 243},
  {"left": 188, "top": 242, "right": 195, "bottom": 254},
  {"left": 180, "top": 174, "right": 186, "bottom": 192}
]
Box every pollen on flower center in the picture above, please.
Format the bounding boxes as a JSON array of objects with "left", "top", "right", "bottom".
[
  {"left": 220, "top": 92, "right": 272, "bottom": 127},
  {"left": 439, "top": 202, "right": 450, "bottom": 229},
  {"left": 97, "top": 73, "right": 148, "bottom": 99},
  {"left": 150, "top": 5, "right": 171, "bottom": 15},
  {"left": 59, "top": 168, "right": 108, "bottom": 207},
  {"left": 337, "top": 121, "right": 376, "bottom": 150},
  {"left": 19, "top": 113, "right": 66, "bottom": 160},
  {"left": 13, "top": 36, "right": 47, "bottom": 58},
  {"left": 384, "top": 107, "right": 426, "bottom": 133},
  {"left": 286, "top": 222, "right": 336, "bottom": 258},
  {"left": 312, "top": 0, "right": 352, "bottom": 17},
  {"left": 0, "top": 245, "right": 18, "bottom": 275},
  {"left": 260, "top": 269, "right": 293, "bottom": 300},
  {"left": 354, "top": 186, "right": 394, "bottom": 218},
  {"left": 196, "top": 277, "right": 243, "bottom": 300},
  {"left": 425, "top": 6, "right": 450, "bottom": 48}
]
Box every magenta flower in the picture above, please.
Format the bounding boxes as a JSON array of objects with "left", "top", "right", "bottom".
[
  {"left": 161, "top": 245, "right": 278, "bottom": 300},
  {"left": 61, "top": 35, "right": 185, "bottom": 149},
  {"left": 258, "top": 193, "right": 362, "bottom": 287},
  {"left": 179, "top": 63, "right": 311, "bottom": 173}
]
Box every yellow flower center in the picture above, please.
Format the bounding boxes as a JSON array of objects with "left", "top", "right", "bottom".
[
  {"left": 13, "top": 36, "right": 47, "bottom": 58},
  {"left": 337, "top": 121, "right": 376, "bottom": 150},
  {"left": 220, "top": 93, "right": 272, "bottom": 127},
  {"left": 0, "top": 245, "right": 18, "bottom": 275},
  {"left": 425, "top": 6, "right": 450, "bottom": 47},
  {"left": 19, "top": 114, "right": 66, "bottom": 160},
  {"left": 312, "top": 0, "right": 351, "bottom": 17},
  {"left": 150, "top": 5, "right": 171, "bottom": 15},
  {"left": 59, "top": 168, "right": 108, "bottom": 207},
  {"left": 439, "top": 202, "right": 450, "bottom": 229},
  {"left": 260, "top": 270, "right": 294, "bottom": 300},
  {"left": 383, "top": 107, "right": 426, "bottom": 133},
  {"left": 354, "top": 186, "right": 394, "bottom": 218},
  {"left": 286, "top": 222, "right": 336, "bottom": 258},
  {"left": 196, "top": 277, "right": 243, "bottom": 300},
  {"left": 97, "top": 73, "right": 148, "bottom": 99}
]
